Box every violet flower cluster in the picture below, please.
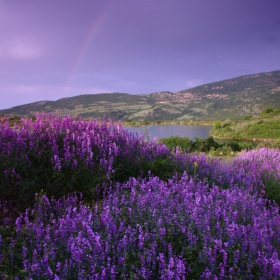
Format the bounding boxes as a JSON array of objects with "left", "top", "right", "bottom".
[
  {"left": 232, "top": 148, "right": 280, "bottom": 182},
  {"left": 8, "top": 173, "right": 280, "bottom": 279},
  {"left": 0, "top": 112, "right": 168, "bottom": 175},
  {"left": 172, "top": 147, "right": 280, "bottom": 195},
  {"left": 0, "top": 113, "right": 169, "bottom": 204},
  {"left": 1, "top": 113, "right": 280, "bottom": 279}
]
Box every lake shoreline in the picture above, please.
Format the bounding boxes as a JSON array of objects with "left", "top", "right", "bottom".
[
  {"left": 210, "top": 135, "right": 278, "bottom": 142},
  {"left": 123, "top": 124, "right": 213, "bottom": 140},
  {"left": 121, "top": 120, "right": 215, "bottom": 127}
]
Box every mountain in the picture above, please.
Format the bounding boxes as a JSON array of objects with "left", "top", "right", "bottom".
[{"left": 1, "top": 70, "right": 280, "bottom": 121}]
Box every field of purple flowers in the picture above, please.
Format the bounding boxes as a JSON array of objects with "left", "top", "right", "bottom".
[{"left": 1, "top": 113, "right": 280, "bottom": 279}]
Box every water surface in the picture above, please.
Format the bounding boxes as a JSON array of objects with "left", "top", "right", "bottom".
[{"left": 124, "top": 124, "right": 213, "bottom": 140}]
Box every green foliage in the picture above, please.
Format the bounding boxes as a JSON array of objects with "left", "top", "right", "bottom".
[
  {"left": 160, "top": 136, "right": 234, "bottom": 154},
  {"left": 211, "top": 107, "right": 280, "bottom": 140},
  {"left": 160, "top": 136, "right": 253, "bottom": 158},
  {"left": 213, "top": 121, "right": 222, "bottom": 130},
  {"left": 257, "top": 138, "right": 280, "bottom": 149},
  {"left": 112, "top": 152, "right": 182, "bottom": 183},
  {"left": 226, "top": 141, "right": 241, "bottom": 152},
  {"left": 244, "top": 119, "right": 280, "bottom": 138},
  {"left": 235, "top": 141, "right": 255, "bottom": 150},
  {"left": 0, "top": 148, "right": 108, "bottom": 213},
  {"left": 243, "top": 115, "right": 252, "bottom": 120},
  {"left": 221, "top": 119, "right": 231, "bottom": 128},
  {"left": 0, "top": 225, "right": 29, "bottom": 278},
  {"left": 141, "top": 156, "right": 182, "bottom": 181},
  {"left": 191, "top": 137, "right": 221, "bottom": 152},
  {"left": 159, "top": 135, "right": 192, "bottom": 151},
  {"left": 208, "top": 140, "right": 251, "bottom": 156},
  {"left": 260, "top": 106, "right": 280, "bottom": 117},
  {"left": 261, "top": 171, "right": 280, "bottom": 207},
  {"left": 209, "top": 145, "right": 233, "bottom": 156}
]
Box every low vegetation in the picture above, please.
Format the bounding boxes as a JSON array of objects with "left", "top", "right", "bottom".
[
  {"left": 159, "top": 135, "right": 255, "bottom": 156},
  {"left": 1, "top": 113, "right": 280, "bottom": 279},
  {"left": 211, "top": 106, "right": 280, "bottom": 141}
]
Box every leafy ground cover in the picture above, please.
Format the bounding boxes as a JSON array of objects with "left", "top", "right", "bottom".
[
  {"left": 1, "top": 113, "right": 280, "bottom": 279},
  {"left": 159, "top": 135, "right": 256, "bottom": 157},
  {"left": 211, "top": 107, "right": 280, "bottom": 141}
]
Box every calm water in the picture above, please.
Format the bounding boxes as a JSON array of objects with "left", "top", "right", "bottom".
[{"left": 124, "top": 124, "right": 213, "bottom": 140}]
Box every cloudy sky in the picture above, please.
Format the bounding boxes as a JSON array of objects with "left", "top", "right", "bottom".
[{"left": 1, "top": 0, "right": 280, "bottom": 110}]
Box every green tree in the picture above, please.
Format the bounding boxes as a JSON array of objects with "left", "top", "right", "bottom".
[{"left": 213, "top": 121, "right": 222, "bottom": 130}]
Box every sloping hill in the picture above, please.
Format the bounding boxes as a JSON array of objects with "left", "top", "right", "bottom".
[
  {"left": 178, "top": 70, "right": 280, "bottom": 119},
  {"left": 210, "top": 106, "right": 280, "bottom": 140},
  {"left": 1, "top": 70, "right": 280, "bottom": 121}
]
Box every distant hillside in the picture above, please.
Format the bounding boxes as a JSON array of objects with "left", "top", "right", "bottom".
[
  {"left": 210, "top": 106, "right": 280, "bottom": 140},
  {"left": 1, "top": 70, "right": 280, "bottom": 121}
]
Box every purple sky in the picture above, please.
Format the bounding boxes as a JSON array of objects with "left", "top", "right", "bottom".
[{"left": 1, "top": 0, "right": 280, "bottom": 110}]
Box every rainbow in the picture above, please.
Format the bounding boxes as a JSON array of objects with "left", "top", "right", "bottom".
[{"left": 65, "top": 1, "right": 113, "bottom": 97}]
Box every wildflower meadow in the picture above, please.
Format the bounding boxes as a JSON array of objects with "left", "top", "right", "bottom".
[{"left": 1, "top": 113, "right": 280, "bottom": 279}]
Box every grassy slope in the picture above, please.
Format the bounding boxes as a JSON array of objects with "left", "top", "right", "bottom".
[{"left": 210, "top": 107, "right": 280, "bottom": 140}]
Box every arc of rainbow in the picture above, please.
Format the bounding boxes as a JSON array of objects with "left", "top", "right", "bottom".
[{"left": 65, "top": 2, "right": 113, "bottom": 97}]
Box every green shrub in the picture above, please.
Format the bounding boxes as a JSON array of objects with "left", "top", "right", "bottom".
[
  {"left": 213, "top": 121, "right": 222, "bottom": 130},
  {"left": 257, "top": 139, "right": 280, "bottom": 149},
  {"left": 159, "top": 135, "right": 192, "bottom": 151},
  {"left": 209, "top": 145, "right": 233, "bottom": 156},
  {"left": 191, "top": 137, "right": 221, "bottom": 153},
  {"left": 160, "top": 136, "right": 223, "bottom": 154},
  {"left": 226, "top": 141, "right": 242, "bottom": 152},
  {"left": 261, "top": 171, "right": 280, "bottom": 207},
  {"left": 221, "top": 119, "right": 231, "bottom": 128},
  {"left": 243, "top": 115, "right": 252, "bottom": 120},
  {"left": 260, "top": 106, "right": 280, "bottom": 117}
]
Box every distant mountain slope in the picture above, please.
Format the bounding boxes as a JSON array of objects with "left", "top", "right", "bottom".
[
  {"left": 177, "top": 70, "right": 280, "bottom": 119},
  {"left": 1, "top": 70, "right": 280, "bottom": 121}
]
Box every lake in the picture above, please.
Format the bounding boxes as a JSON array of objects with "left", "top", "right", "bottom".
[{"left": 124, "top": 124, "right": 213, "bottom": 140}]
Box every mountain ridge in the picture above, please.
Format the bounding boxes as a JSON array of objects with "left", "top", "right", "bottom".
[{"left": 1, "top": 70, "right": 280, "bottom": 121}]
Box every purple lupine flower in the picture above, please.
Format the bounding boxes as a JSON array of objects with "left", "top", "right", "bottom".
[
  {"left": 52, "top": 154, "right": 61, "bottom": 171},
  {"left": 2, "top": 114, "right": 280, "bottom": 279}
]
